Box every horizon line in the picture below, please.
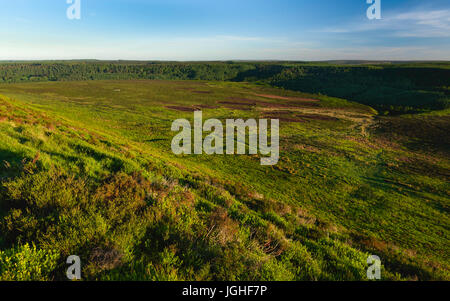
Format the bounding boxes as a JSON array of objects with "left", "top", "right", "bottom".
[{"left": 1, "top": 59, "right": 449, "bottom": 63}]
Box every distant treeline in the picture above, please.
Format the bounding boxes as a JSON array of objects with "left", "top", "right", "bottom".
[{"left": 1, "top": 61, "right": 449, "bottom": 114}]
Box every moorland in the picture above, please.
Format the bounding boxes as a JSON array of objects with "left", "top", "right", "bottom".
[{"left": 0, "top": 61, "right": 448, "bottom": 280}]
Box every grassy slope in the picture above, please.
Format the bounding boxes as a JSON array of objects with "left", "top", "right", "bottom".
[{"left": 0, "top": 80, "right": 448, "bottom": 280}]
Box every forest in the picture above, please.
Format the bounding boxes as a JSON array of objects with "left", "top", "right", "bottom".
[{"left": 0, "top": 61, "right": 448, "bottom": 115}]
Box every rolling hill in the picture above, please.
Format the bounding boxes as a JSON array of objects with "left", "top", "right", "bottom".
[{"left": 0, "top": 69, "right": 449, "bottom": 280}]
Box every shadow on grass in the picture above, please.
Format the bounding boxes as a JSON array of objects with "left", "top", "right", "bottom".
[
  {"left": 0, "top": 148, "right": 28, "bottom": 180},
  {"left": 375, "top": 115, "right": 450, "bottom": 156}
]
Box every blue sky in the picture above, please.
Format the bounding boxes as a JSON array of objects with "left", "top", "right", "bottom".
[{"left": 0, "top": 0, "right": 449, "bottom": 60}]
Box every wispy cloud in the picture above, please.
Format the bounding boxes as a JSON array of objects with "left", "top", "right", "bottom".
[
  {"left": 215, "top": 35, "right": 265, "bottom": 42},
  {"left": 391, "top": 9, "right": 450, "bottom": 37},
  {"left": 319, "top": 8, "right": 450, "bottom": 38}
]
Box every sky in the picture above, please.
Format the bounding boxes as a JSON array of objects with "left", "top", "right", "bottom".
[{"left": 0, "top": 0, "right": 449, "bottom": 61}]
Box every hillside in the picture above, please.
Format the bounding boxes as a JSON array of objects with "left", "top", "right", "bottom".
[
  {"left": 0, "top": 80, "right": 448, "bottom": 280},
  {"left": 0, "top": 61, "right": 449, "bottom": 114}
]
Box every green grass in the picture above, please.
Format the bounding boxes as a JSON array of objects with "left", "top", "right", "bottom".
[
  {"left": 0, "top": 80, "right": 448, "bottom": 280},
  {"left": 1, "top": 61, "right": 448, "bottom": 114}
]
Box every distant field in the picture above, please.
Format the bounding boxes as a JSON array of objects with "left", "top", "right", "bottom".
[
  {"left": 0, "top": 80, "right": 449, "bottom": 280},
  {"left": 0, "top": 61, "right": 449, "bottom": 114}
]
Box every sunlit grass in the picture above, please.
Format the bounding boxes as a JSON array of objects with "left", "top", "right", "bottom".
[{"left": 0, "top": 80, "right": 448, "bottom": 280}]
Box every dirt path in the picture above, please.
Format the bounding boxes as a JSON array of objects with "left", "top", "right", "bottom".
[{"left": 254, "top": 94, "right": 320, "bottom": 102}]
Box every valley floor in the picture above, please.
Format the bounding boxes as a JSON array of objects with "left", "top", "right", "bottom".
[{"left": 0, "top": 80, "right": 448, "bottom": 280}]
